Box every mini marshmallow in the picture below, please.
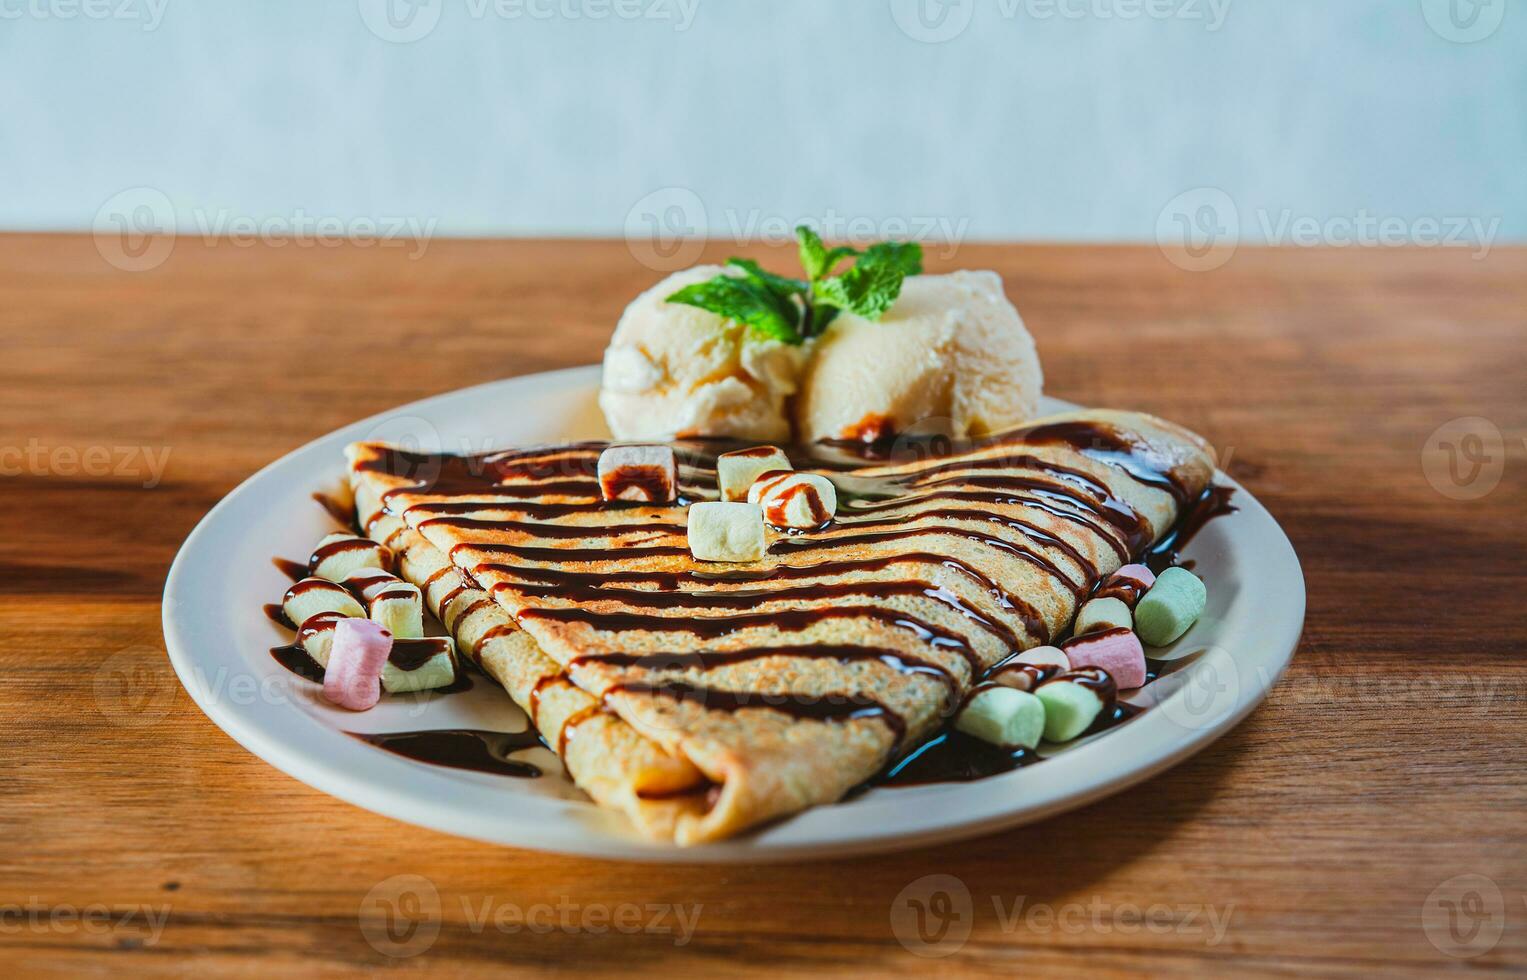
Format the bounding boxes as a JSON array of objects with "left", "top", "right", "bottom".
[
  {"left": 1062, "top": 627, "right": 1147, "bottom": 689},
  {"left": 1094, "top": 564, "right": 1156, "bottom": 608},
  {"left": 988, "top": 646, "right": 1070, "bottom": 692},
  {"left": 688, "top": 502, "right": 766, "bottom": 562},
  {"left": 1036, "top": 669, "right": 1116, "bottom": 742},
  {"left": 1135, "top": 567, "right": 1207, "bottom": 646},
  {"left": 1016, "top": 646, "right": 1071, "bottom": 669},
  {"left": 323, "top": 618, "right": 393, "bottom": 711},
  {"left": 956, "top": 686, "right": 1046, "bottom": 750},
  {"left": 749, "top": 472, "right": 837, "bottom": 529},
  {"left": 598, "top": 445, "right": 677, "bottom": 503},
  {"left": 309, "top": 533, "right": 391, "bottom": 582},
  {"left": 1074, "top": 597, "right": 1133, "bottom": 636},
  {"left": 283, "top": 578, "right": 365, "bottom": 629},
  {"left": 717, "top": 446, "right": 791, "bottom": 502},
  {"left": 296, "top": 611, "right": 345, "bottom": 667},
  {"left": 381, "top": 637, "right": 458, "bottom": 694},
  {"left": 343, "top": 568, "right": 424, "bottom": 639}
]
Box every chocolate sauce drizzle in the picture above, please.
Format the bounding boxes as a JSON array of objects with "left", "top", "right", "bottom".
[
  {"left": 278, "top": 422, "right": 1237, "bottom": 791},
  {"left": 608, "top": 679, "right": 907, "bottom": 744},
  {"left": 347, "top": 729, "right": 544, "bottom": 778}
]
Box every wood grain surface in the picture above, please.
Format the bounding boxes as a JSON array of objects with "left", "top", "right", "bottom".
[{"left": 4, "top": 234, "right": 1524, "bottom": 977}]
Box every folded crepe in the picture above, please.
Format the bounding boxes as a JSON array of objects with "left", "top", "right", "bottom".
[{"left": 346, "top": 410, "right": 1215, "bottom": 845}]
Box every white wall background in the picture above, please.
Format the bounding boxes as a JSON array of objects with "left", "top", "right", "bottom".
[{"left": 1, "top": 0, "right": 1521, "bottom": 245}]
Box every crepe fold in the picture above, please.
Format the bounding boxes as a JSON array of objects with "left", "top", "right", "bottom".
[
  {"left": 346, "top": 409, "right": 1216, "bottom": 844},
  {"left": 350, "top": 471, "right": 711, "bottom": 841}
]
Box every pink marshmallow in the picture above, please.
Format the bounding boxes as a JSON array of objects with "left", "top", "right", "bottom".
[
  {"left": 1062, "top": 627, "right": 1147, "bottom": 690},
  {"left": 322, "top": 619, "right": 393, "bottom": 711},
  {"left": 1095, "top": 563, "right": 1157, "bottom": 608}
]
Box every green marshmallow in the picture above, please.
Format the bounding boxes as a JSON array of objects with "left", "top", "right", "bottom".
[
  {"left": 955, "top": 687, "right": 1046, "bottom": 750},
  {"left": 1134, "top": 567, "right": 1207, "bottom": 646},
  {"left": 1036, "top": 680, "right": 1106, "bottom": 742}
]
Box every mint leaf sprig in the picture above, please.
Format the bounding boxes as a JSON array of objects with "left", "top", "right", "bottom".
[{"left": 665, "top": 226, "right": 923, "bottom": 346}]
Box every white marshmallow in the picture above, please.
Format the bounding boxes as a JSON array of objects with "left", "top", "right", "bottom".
[
  {"left": 716, "top": 446, "right": 792, "bottom": 502},
  {"left": 598, "top": 445, "right": 677, "bottom": 503},
  {"left": 1015, "top": 646, "right": 1071, "bottom": 670},
  {"left": 344, "top": 569, "right": 426, "bottom": 640},
  {"left": 309, "top": 533, "right": 390, "bottom": 582},
  {"left": 748, "top": 472, "right": 837, "bottom": 529},
  {"left": 283, "top": 578, "right": 365, "bottom": 629},
  {"left": 1074, "top": 597, "right": 1133, "bottom": 636},
  {"left": 381, "top": 637, "right": 458, "bottom": 694},
  {"left": 989, "top": 645, "right": 1071, "bottom": 692},
  {"left": 688, "top": 502, "right": 766, "bottom": 563}
]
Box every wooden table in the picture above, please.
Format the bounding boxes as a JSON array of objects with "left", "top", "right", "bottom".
[{"left": 6, "top": 234, "right": 1523, "bottom": 976}]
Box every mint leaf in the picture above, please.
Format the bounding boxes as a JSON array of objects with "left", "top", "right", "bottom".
[
  {"left": 665, "top": 230, "right": 921, "bottom": 343},
  {"left": 812, "top": 240, "right": 924, "bottom": 321},
  {"left": 813, "top": 261, "right": 902, "bottom": 320},
  {"left": 666, "top": 276, "right": 802, "bottom": 344},
  {"left": 796, "top": 225, "right": 857, "bottom": 281},
  {"left": 726, "top": 257, "right": 807, "bottom": 298},
  {"left": 861, "top": 240, "right": 923, "bottom": 277},
  {"left": 796, "top": 225, "right": 829, "bottom": 280}
]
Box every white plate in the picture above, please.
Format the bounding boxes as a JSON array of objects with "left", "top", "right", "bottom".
[{"left": 163, "top": 365, "right": 1303, "bottom": 863}]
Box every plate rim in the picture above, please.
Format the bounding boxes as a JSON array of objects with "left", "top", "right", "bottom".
[{"left": 162, "top": 365, "right": 1305, "bottom": 863}]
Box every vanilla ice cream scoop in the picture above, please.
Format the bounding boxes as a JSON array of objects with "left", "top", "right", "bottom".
[
  {"left": 793, "top": 270, "right": 1042, "bottom": 442},
  {"left": 599, "top": 266, "right": 808, "bottom": 441}
]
